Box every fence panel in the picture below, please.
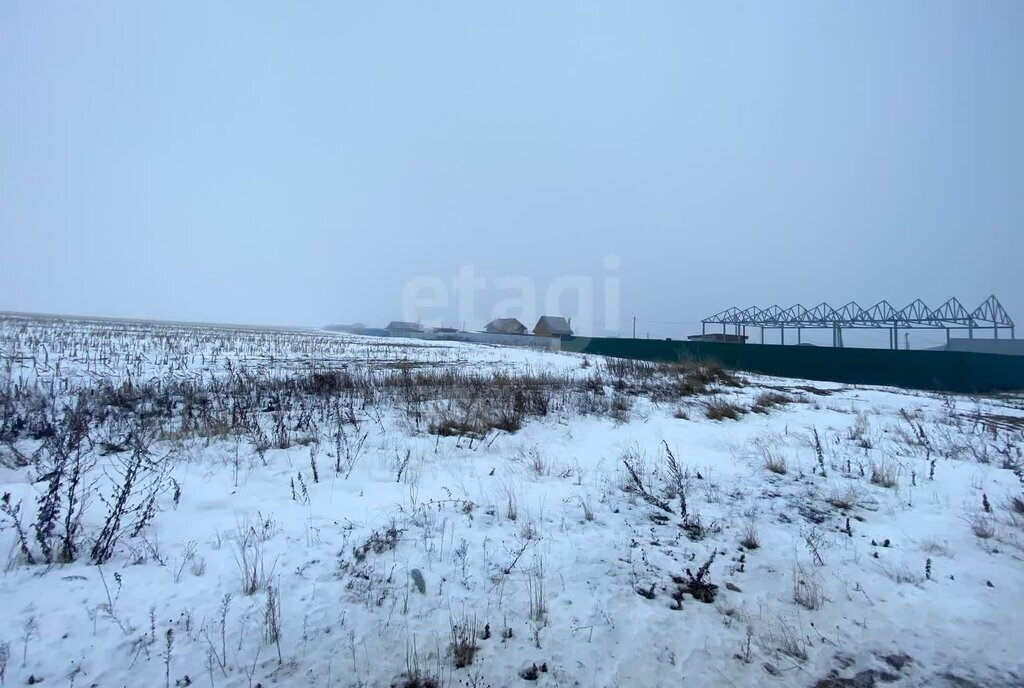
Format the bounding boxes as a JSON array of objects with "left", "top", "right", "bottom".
[{"left": 560, "top": 337, "right": 1024, "bottom": 393}]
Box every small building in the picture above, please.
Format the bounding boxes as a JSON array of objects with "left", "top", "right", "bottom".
[
  {"left": 687, "top": 333, "right": 748, "bottom": 343},
  {"left": 534, "top": 316, "right": 573, "bottom": 338},
  {"left": 932, "top": 338, "right": 1024, "bottom": 357},
  {"left": 385, "top": 321, "right": 423, "bottom": 334},
  {"left": 485, "top": 318, "right": 528, "bottom": 335}
]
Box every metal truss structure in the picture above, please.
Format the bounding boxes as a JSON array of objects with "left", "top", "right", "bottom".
[{"left": 701, "top": 296, "right": 1015, "bottom": 349}]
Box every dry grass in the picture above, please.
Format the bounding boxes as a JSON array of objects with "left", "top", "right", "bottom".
[
  {"left": 763, "top": 450, "right": 788, "bottom": 475},
  {"left": 880, "top": 563, "right": 924, "bottom": 586},
  {"left": 603, "top": 357, "right": 743, "bottom": 401},
  {"left": 825, "top": 485, "right": 860, "bottom": 510},
  {"left": 705, "top": 398, "right": 746, "bottom": 421},
  {"left": 739, "top": 520, "right": 760, "bottom": 549},
  {"left": 870, "top": 461, "right": 898, "bottom": 488},
  {"left": 969, "top": 515, "right": 996, "bottom": 539},
  {"left": 449, "top": 614, "right": 478, "bottom": 669},
  {"left": 759, "top": 615, "right": 808, "bottom": 662},
  {"left": 610, "top": 394, "right": 632, "bottom": 423},
  {"left": 751, "top": 391, "right": 792, "bottom": 414},
  {"left": 920, "top": 539, "right": 952, "bottom": 557},
  {"left": 792, "top": 564, "right": 824, "bottom": 610}
]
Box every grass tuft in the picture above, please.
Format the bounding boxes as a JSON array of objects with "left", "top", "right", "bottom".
[{"left": 705, "top": 398, "right": 746, "bottom": 421}]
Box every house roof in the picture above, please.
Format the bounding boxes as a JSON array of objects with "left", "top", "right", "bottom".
[
  {"left": 386, "top": 321, "right": 422, "bottom": 331},
  {"left": 534, "top": 315, "right": 573, "bottom": 336},
  {"left": 687, "top": 333, "right": 748, "bottom": 342},
  {"left": 486, "top": 317, "right": 527, "bottom": 332}
]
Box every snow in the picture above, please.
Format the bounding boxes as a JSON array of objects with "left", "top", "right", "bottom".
[{"left": 1, "top": 315, "right": 1023, "bottom": 688}]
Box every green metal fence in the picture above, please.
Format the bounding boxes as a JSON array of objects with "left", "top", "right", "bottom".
[{"left": 560, "top": 337, "right": 1024, "bottom": 393}]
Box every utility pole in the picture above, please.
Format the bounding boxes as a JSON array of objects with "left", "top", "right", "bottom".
[{"left": 632, "top": 316, "right": 636, "bottom": 339}]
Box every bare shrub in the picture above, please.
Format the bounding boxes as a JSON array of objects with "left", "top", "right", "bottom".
[
  {"left": 663, "top": 441, "right": 689, "bottom": 516},
  {"left": 232, "top": 518, "right": 276, "bottom": 595},
  {"left": 92, "top": 428, "right": 169, "bottom": 565},
  {"left": 0, "top": 493, "right": 34, "bottom": 565},
  {"left": 263, "top": 585, "right": 283, "bottom": 664},
  {"left": 353, "top": 522, "right": 401, "bottom": 562},
  {"left": 35, "top": 404, "right": 94, "bottom": 564},
  {"left": 670, "top": 551, "right": 718, "bottom": 605},
  {"left": 810, "top": 427, "right": 827, "bottom": 476},
  {"left": 682, "top": 511, "right": 720, "bottom": 542},
  {"left": 173, "top": 541, "right": 198, "bottom": 584},
  {"left": 0, "top": 402, "right": 98, "bottom": 566},
  {"left": 449, "top": 613, "right": 478, "bottom": 669},
  {"left": 622, "top": 448, "right": 673, "bottom": 513},
  {"left": 800, "top": 526, "right": 828, "bottom": 566},
  {"left": 737, "top": 624, "right": 755, "bottom": 664}
]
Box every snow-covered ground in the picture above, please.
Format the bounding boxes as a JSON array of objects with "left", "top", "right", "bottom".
[{"left": 1, "top": 315, "right": 1023, "bottom": 688}]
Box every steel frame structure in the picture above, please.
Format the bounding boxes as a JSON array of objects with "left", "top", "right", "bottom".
[{"left": 701, "top": 296, "right": 1015, "bottom": 349}]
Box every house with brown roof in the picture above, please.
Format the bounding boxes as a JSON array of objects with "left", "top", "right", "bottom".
[{"left": 533, "top": 316, "right": 573, "bottom": 338}]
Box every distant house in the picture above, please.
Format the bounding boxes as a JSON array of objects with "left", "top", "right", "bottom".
[
  {"left": 385, "top": 321, "right": 423, "bottom": 334},
  {"left": 432, "top": 326, "right": 459, "bottom": 334},
  {"left": 323, "top": 322, "right": 367, "bottom": 334},
  {"left": 485, "top": 318, "right": 528, "bottom": 335},
  {"left": 533, "top": 316, "right": 573, "bottom": 338},
  {"left": 687, "top": 333, "right": 747, "bottom": 343}
]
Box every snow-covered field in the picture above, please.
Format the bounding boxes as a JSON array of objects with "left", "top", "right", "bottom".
[{"left": 1, "top": 314, "right": 1023, "bottom": 688}]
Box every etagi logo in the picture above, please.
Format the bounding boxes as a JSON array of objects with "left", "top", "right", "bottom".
[{"left": 400, "top": 255, "right": 622, "bottom": 335}]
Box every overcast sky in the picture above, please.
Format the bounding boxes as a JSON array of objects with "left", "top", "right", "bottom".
[{"left": 2, "top": 2, "right": 1022, "bottom": 342}]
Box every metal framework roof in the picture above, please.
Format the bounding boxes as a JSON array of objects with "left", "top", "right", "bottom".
[
  {"left": 701, "top": 296, "right": 1014, "bottom": 348},
  {"left": 703, "top": 296, "right": 1013, "bottom": 330}
]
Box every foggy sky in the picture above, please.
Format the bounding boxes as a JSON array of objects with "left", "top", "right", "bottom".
[{"left": 2, "top": 2, "right": 1022, "bottom": 344}]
